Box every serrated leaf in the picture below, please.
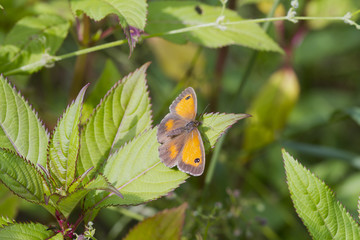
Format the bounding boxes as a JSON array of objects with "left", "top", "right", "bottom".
[
  {"left": 0, "top": 222, "right": 55, "bottom": 239},
  {"left": 48, "top": 85, "right": 87, "bottom": 189},
  {"left": 244, "top": 67, "right": 299, "bottom": 153},
  {"left": 0, "top": 14, "right": 70, "bottom": 75},
  {"left": 70, "top": 0, "right": 147, "bottom": 30},
  {"left": 283, "top": 149, "right": 360, "bottom": 239},
  {"left": 47, "top": 232, "right": 64, "bottom": 240},
  {"left": 146, "top": 1, "right": 282, "bottom": 52},
  {"left": 0, "top": 149, "right": 46, "bottom": 204},
  {"left": 85, "top": 174, "right": 122, "bottom": 198},
  {"left": 56, "top": 174, "right": 121, "bottom": 217},
  {"left": 54, "top": 189, "right": 88, "bottom": 218},
  {"left": 0, "top": 217, "right": 14, "bottom": 228},
  {"left": 78, "top": 63, "right": 152, "bottom": 180},
  {"left": 200, "top": 113, "right": 250, "bottom": 149},
  {"left": 83, "top": 128, "right": 188, "bottom": 210},
  {"left": 0, "top": 77, "right": 49, "bottom": 167},
  {"left": 81, "top": 60, "right": 121, "bottom": 123},
  {"left": 124, "top": 203, "right": 187, "bottom": 240}
]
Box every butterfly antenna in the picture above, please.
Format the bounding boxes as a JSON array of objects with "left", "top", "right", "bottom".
[{"left": 199, "top": 104, "right": 210, "bottom": 120}]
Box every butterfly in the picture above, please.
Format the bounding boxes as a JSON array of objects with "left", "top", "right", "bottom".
[{"left": 157, "top": 87, "right": 205, "bottom": 176}]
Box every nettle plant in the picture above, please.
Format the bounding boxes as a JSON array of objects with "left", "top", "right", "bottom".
[
  {"left": 282, "top": 150, "right": 360, "bottom": 239},
  {"left": 0, "top": 64, "right": 248, "bottom": 239},
  {"left": 1, "top": 0, "right": 360, "bottom": 239}
]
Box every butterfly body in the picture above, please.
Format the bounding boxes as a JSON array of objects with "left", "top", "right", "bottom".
[{"left": 157, "top": 87, "right": 205, "bottom": 176}]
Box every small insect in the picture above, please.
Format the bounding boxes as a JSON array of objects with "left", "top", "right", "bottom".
[
  {"left": 195, "top": 5, "right": 203, "bottom": 15},
  {"left": 157, "top": 87, "right": 205, "bottom": 176}
]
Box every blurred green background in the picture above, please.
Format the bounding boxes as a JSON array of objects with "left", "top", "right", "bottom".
[{"left": 1, "top": 0, "right": 360, "bottom": 239}]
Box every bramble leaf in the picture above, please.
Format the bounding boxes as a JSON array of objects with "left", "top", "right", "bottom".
[
  {"left": 48, "top": 85, "right": 87, "bottom": 189},
  {"left": 78, "top": 63, "right": 152, "bottom": 180},
  {"left": 0, "top": 14, "right": 70, "bottom": 75},
  {"left": 0, "top": 222, "right": 55, "bottom": 239},
  {"left": 283, "top": 149, "right": 360, "bottom": 239},
  {"left": 0, "top": 217, "right": 14, "bottom": 228},
  {"left": 83, "top": 128, "right": 188, "bottom": 210},
  {"left": 200, "top": 113, "right": 250, "bottom": 149},
  {"left": 146, "top": 1, "right": 283, "bottom": 52},
  {"left": 70, "top": 0, "right": 147, "bottom": 30},
  {"left": 55, "top": 174, "right": 121, "bottom": 218},
  {"left": 0, "top": 76, "right": 49, "bottom": 167},
  {"left": 0, "top": 149, "right": 47, "bottom": 204},
  {"left": 124, "top": 203, "right": 187, "bottom": 240}
]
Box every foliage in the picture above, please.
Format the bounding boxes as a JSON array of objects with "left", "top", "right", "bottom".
[
  {"left": 283, "top": 150, "right": 360, "bottom": 239},
  {"left": 0, "top": 67, "right": 245, "bottom": 237},
  {"left": 0, "top": 0, "right": 360, "bottom": 239}
]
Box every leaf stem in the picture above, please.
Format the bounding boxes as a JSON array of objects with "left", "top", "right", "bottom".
[
  {"left": 232, "top": 0, "right": 281, "bottom": 108},
  {"left": 202, "top": 135, "right": 225, "bottom": 203},
  {"left": 2, "top": 12, "right": 352, "bottom": 77}
]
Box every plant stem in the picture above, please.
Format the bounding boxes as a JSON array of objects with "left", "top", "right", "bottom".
[
  {"left": 56, "top": 39, "right": 127, "bottom": 62},
  {"left": 69, "top": 15, "right": 91, "bottom": 101},
  {"left": 201, "top": 135, "right": 225, "bottom": 204},
  {"left": 232, "top": 0, "right": 281, "bottom": 108}
]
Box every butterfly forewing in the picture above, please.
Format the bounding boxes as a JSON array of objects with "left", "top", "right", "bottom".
[
  {"left": 157, "top": 114, "right": 187, "bottom": 143},
  {"left": 170, "top": 87, "right": 197, "bottom": 120}
]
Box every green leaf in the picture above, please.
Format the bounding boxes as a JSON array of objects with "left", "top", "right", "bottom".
[
  {"left": 0, "top": 14, "right": 70, "bottom": 75},
  {"left": 244, "top": 67, "right": 299, "bottom": 153},
  {"left": 0, "top": 77, "right": 49, "bottom": 167},
  {"left": 81, "top": 60, "right": 121, "bottom": 123},
  {"left": 70, "top": 0, "right": 147, "bottom": 30},
  {"left": 146, "top": 1, "right": 282, "bottom": 52},
  {"left": 0, "top": 184, "right": 20, "bottom": 219},
  {"left": 200, "top": 113, "right": 250, "bottom": 149},
  {"left": 124, "top": 203, "right": 187, "bottom": 240},
  {"left": 78, "top": 63, "right": 152, "bottom": 180},
  {"left": 85, "top": 174, "right": 122, "bottom": 198},
  {"left": 0, "top": 217, "right": 14, "bottom": 228},
  {"left": 56, "top": 174, "right": 121, "bottom": 217},
  {"left": 0, "top": 222, "right": 55, "bottom": 239},
  {"left": 283, "top": 149, "right": 360, "bottom": 239},
  {"left": 83, "top": 128, "right": 188, "bottom": 210},
  {"left": 48, "top": 85, "right": 87, "bottom": 189},
  {"left": 0, "top": 149, "right": 46, "bottom": 204},
  {"left": 47, "top": 232, "right": 64, "bottom": 240}
]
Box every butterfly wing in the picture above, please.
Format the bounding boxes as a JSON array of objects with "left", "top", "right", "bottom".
[
  {"left": 157, "top": 87, "right": 205, "bottom": 176},
  {"left": 158, "top": 133, "right": 186, "bottom": 168},
  {"left": 169, "top": 87, "right": 197, "bottom": 121},
  {"left": 177, "top": 128, "right": 205, "bottom": 176},
  {"left": 157, "top": 113, "right": 188, "bottom": 143}
]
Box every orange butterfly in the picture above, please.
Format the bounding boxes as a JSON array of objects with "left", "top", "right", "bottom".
[{"left": 157, "top": 87, "right": 205, "bottom": 176}]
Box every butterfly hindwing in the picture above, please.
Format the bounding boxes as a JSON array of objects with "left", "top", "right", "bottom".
[
  {"left": 158, "top": 133, "right": 186, "bottom": 168},
  {"left": 177, "top": 128, "right": 205, "bottom": 176}
]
